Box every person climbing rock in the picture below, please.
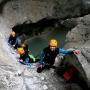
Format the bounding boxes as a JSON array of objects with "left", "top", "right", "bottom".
[
  {"left": 17, "top": 47, "right": 36, "bottom": 65},
  {"left": 37, "top": 39, "right": 80, "bottom": 73},
  {"left": 8, "top": 31, "right": 19, "bottom": 49}
]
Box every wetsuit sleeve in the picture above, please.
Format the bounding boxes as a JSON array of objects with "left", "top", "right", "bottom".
[
  {"left": 59, "top": 48, "right": 73, "bottom": 54},
  {"left": 15, "top": 37, "right": 18, "bottom": 45}
]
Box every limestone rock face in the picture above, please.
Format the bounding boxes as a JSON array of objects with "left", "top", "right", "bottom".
[
  {"left": 55, "top": 52, "right": 90, "bottom": 88},
  {"left": 65, "top": 15, "right": 90, "bottom": 48},
  {"left": 0, "top": 0, "right": 90, "bottom": 25},
  {"left": 63, "top": 14, "right": 90, "bottom": 88}
]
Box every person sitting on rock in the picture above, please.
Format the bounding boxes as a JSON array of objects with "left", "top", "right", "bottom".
[
  {"left": 37, "top": 39, "right": 80, "bottom": 73},
  {"left": 8, "top": 31, "right": 19, "bottom": 49},
  {"left": 8, "top": 31, "right": 16, "bottom": 45},
  {"left": 17, "top": 47, "right": 36, "bottom": 65}
]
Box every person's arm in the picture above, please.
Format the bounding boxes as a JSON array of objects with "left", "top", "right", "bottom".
[
  {"left": 59, "top": 48, "right": 81, "bottom": 54},
  {"left": 59, "top": 48, "right": 74, "bottom": 54},
  {"left": 14, "top": 37, "right": 19, "bottom": 45}
]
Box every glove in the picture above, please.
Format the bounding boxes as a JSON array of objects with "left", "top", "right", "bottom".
[{"left": 73, "top": 50, "right": 81, "bottom": 54}]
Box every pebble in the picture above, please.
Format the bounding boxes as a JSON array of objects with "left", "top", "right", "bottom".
[
  {"left": 43, "top": 85, "right": 48, "bottom": 90},
  {"left": 41, "top": 76, "right": 45, "bottom": 80}
]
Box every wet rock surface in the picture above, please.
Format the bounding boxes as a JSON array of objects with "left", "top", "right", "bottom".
[
  {"left": 0, "top": 0, "right": 90, "bottom": 25},
  {"left": 65, "top": 15, "right": 90, "bottom": 48}
]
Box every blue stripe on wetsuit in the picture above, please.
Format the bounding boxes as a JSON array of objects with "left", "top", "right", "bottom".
[
  {"left": 59, "top": 48, "right": 73, "bottom": 54},
  {"left": 14, "top": 37, "right": 19, "bottom": 45}
]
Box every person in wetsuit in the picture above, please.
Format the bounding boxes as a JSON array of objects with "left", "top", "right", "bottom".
[{"left": 37, "top": 39, "right": 80, "bottom": 73}]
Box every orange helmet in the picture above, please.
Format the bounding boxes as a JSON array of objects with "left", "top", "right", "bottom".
[
  {"left": 49, "top": 39, "right": 58, "bottom": 47},
  {"left": 17, "top": 48, "right": 25, "bottom": 55},
  {"left": 11, "top": 31, "right": 16, "bottom": 37}
]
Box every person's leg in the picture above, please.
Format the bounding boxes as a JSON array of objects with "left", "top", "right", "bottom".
[
  {"left": 44, "top": 63, "right": 56, "bottom": 69},
  {"left": 44, "top": 64, "right": 51, "bottom": 69},
  {"left": 37, "top": 62, "right": 52, "bottom": 73}
]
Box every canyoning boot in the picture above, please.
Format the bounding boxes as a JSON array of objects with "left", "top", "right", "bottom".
[{"left": 37, "top": 65, "right": 44, "bottom": 73}]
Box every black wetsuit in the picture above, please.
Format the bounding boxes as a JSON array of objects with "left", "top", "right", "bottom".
[{"left": 43, "top": 46, "right": 59, "bottom": 66}]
